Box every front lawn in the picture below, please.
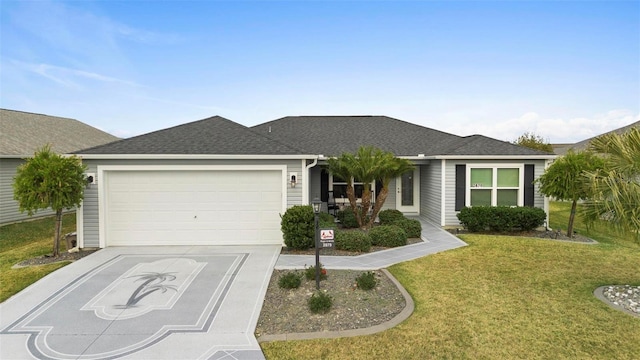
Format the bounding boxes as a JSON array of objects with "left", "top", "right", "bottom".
[
  {"left": 261, "top": 203, "right": 640, "bottom": 359},
  {"left": 0, "top": 214, "right": 76, "bottom": 303}
]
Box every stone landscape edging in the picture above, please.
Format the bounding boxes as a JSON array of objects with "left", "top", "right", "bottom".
[
  {"left": 257, "top": 268, "right": 415, "bottom": 342},
  {"left": 593, "top": 286, "right": 640, "bottom": 318}
]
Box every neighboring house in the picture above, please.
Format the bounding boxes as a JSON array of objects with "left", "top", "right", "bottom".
[
  {"left": 554, "top": 120, "right": 640, "bottom": 155},
  {"left": 75, "top": 115, "right": 555, "bottom": 249},
  {"left": 0, "top": 109, "right": 119, "bottom": 225}
]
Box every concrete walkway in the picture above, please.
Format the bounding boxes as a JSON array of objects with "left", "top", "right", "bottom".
[{"left": 276, "top": 217, "right": 468, "bottom": 270}]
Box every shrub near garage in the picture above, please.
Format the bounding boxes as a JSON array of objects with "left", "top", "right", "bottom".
[
  {"left": 280, "top": 205, "right": 315, "bottom": 250},
  {"left": 369, "top": 225, "right": 407, "bottom": 247},
  {"left": 335, "top": 230, "right": 371, "bottom": 252}
]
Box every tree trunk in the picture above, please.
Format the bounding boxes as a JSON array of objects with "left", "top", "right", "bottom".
[
  {"left": 369, "top": 187, "right": 389, "bottom": 227},
  {"left": 360, "top": 187, "right": 372, "bottom": 230},
  {"left": 567, "top": 200, "right": 577, "bottom": 238},
  {"left": 345, "top": 184, "right": 362, "bottom": 228},
  {"left": 53, "top": 209, "right": 63, "bottom": 257}
]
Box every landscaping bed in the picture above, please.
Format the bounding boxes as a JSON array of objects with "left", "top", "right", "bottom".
[{"left": 255, "top": 269, "right": 406, "bottom": 337}]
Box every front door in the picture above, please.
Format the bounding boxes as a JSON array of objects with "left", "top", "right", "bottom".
[{"left": 396, "top": 168, "right": 420, "bottom": 213}]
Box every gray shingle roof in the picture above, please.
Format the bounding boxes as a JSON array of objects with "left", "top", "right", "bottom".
[
  {"left": 0, "top": 109, "right": 119, "bottom": 156},
  {"left": 252, "top": 116, "right": 549, "bottom": 157},
  {"left": 554, "top": 120, "right": 640, "bottom": 155},
  {"left": 78, "top": 116, "right": 304, "bottom": 155}
]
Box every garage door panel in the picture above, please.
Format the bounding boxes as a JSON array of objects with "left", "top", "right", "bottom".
[{"left": 105, "top": 170, "right": 283, "bottom": 246}]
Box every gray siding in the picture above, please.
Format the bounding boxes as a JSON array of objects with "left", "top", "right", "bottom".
[
  {"left": 443, "top": 159, "right": 547, "bottom": 226},
  {"left": 420, "top": 161, "right": 441, "bottom": 225},
  {"left": 81, "top": 158, "right": 302, "bottom": 248},
  {"left": 1, "top": 158, "right": 59, "bottom": 225}
]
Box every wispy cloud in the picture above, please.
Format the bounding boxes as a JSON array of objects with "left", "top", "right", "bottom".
[
  {"left": 11, "top": 60, "right": 142, "bottom": 90},
  {"left": 443, "top": 110, "right": 638, "bottom": 144}
]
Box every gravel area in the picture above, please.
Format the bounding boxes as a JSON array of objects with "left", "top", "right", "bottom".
[
  {"left": 255, "top": 269, "right": 405, "bottom": 337},
  {"left": 602, "top": 285, "right": 640, "bottom": 315},
  {"left": 12, "top": 249, "right": 99, "bottom": 268}
]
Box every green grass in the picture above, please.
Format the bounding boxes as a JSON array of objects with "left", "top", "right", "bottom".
[
  {"left": 261, "top": 203, "right": 640, "bottom": 359},
  {"left": 0, "top": 214, "right": 76, "bottom": 303},
  {"left": 548, "top": 201, "right": 639, "bottom": 249}
]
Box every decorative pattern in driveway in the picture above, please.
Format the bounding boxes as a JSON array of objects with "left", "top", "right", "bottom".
[{"left": 0, "top": 246, "right": 278, "bottom": 360}]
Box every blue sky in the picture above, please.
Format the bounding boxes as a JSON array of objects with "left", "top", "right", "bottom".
[{"left": 1, "top": 1, "right": 638, "bottom": 143}]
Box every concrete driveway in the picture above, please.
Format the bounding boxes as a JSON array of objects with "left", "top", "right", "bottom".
[{"left": 0, "top": 245, "right": 280, "bottom": 360}]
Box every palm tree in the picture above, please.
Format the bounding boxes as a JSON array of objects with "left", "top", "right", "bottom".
[
  {"left": 125, "top": 272, "right": 177, "bottom": 307},
  {"left": 582, "top": 127, "right": 640, "bottom": 241},
  {"left": 327, "top": 146, "right": 414, "bottom": 230}
]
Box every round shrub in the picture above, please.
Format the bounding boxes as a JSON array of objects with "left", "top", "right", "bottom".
[
  {"left": 378, "top": 209, "right": 405, "bottom": 225},
  {"left": 305, "top": 264, "right": 327, "bottom": 281},
  {"left": 278, "top": 272, "right": 302, "bottom": 289},
  {"left": 369, "top": 225, "right": 407, "bottom": 248},
  {"left": 319, "top": 212, "right": 337, "bottom": 231},
  {"left": 355, "top": 271, "right": 377, "bottom": 290},
  {"left": 337, "top": 207, "right": 360, "bottom": 228},
  {"left": 280, "top": 205, "right": 314, "bottom": 250},
  {"left": 397, "top": 218, "right": 422, "bottom": 238},
  {"left": 335, "top": 230, "right": 371, "bottom": 252},
  {"left": 308, "top": 291, "right": 333, "bottom": 314}
]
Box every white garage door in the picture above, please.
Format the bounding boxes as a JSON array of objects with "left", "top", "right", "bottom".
[{"left": 104, "top": 170, "right": 283, "bottom": 246}]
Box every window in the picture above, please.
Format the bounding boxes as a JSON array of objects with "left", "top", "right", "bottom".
[
  {"left": 330, "top": 175, "right": 374, "bottom": 200},
  {"left": 467, "top": 165, "right": 523, "bottom": 207}
]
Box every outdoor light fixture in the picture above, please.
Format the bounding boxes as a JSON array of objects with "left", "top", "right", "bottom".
[
  {"left": 311, "top": 197, "right": 322, "bottom": 289},
  {"left": 312, "top": 198, "right": 322, "bottom": 214},
  {"left": 289, "top": 173, "right": 297, "bottom": 188}
]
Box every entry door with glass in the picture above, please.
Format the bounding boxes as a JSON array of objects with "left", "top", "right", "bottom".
[{"left": 396, "top": 169, "right": 420, "bottom": 213}]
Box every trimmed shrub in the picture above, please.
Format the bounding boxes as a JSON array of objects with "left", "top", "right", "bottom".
[
  {"left": 457, "top": 206, "right": 547, "bottom": 233},
  {"left": 335, "top": 230, "right": 371, "bottom": 252},
  {"left": 308, "top": 291, "right": 333, "bottom": 314},
  {"left": 355, "top": 271, "right": 377, "bottom": 290},
  {"left": 305, "top": 263, "right": 327, "bottom": 281},
  {"left": 336, "top": 207, "right": 364, "bottom": 229},
  {"left": 397, "top": 218, "right": 422, "bottom": 238},
  {"left": 378, "top": 209, "right": 405, "bottom": 225},
  {"left": 278, "top": 272, "right": 302, "bottom": 289},
  {"left": 319, "top": 212, "right": 336, "bottom": 228},
  {"left": 369, "top": 225, "right": 407, "bottom": 247},
  {"left": 280, "top": 205, "right": 314, "bottom": 250}
]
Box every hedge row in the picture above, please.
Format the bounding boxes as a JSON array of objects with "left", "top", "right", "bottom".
[{"left": 456, "top": 206, "right": 546, "bottom": 233}]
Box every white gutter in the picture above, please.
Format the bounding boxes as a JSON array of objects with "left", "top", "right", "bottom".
[
  {"left": 76, "top": 154, "right": 316, "bottom": 160},
  {"left": 303, "top": 156, "right": 319, "bottom": 205}
]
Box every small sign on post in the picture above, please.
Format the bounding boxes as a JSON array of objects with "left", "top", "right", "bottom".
[{"left": 320, "top": 229, "right": 334, "bottom": 249}]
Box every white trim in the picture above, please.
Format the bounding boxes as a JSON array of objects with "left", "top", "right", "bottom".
[
  {"left": 396, "top": 168, "right": 420, "bottom": 214},
  {"left": 304, "top": 158, "right": 318, "bottom": 205},
  {"left": 97, "top": 164, "right": 287, "bottom": 248},
  {"left": 78, "top": 154, "right": 316, "bottom": 160},
  {"left": 76, "top": 201, "right": 84, "bottom": 248},
  {"left": 465, "top": 164, "right": 525, "bottom": 207},
  {"left": 441, "top": 159, "right": 446, "bottom": 226},
  {"left": 433, "top": 155, "right": 556, "bottom": 160}
]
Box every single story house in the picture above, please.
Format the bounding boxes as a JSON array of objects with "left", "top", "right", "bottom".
[
  {"left": 75, "top": 115, "right": 556, "bottom": 248},
  {"left": 0, "top": 109, "right": 119, "bottom": 225},
  {"left": 553, "top": 120, "right": 640, "bottom": 155}
]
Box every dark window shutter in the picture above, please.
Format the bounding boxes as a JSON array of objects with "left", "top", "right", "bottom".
[
  {"left": 320, "top": 169, "right": 329, "bottom": 202},
  {"left": 455, "top": 165, "right": 466, "bottom": 211},
  {"left": 524, "top": 164, "right": 535, "bottom": 207}
]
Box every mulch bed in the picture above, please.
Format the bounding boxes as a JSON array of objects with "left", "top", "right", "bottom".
[{"left": 12, "top": 249, "right": 100, "bottom": 269}]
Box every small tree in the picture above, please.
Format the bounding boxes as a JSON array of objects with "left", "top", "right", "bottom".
[
  {"left": 582, "top": 127, "right": 640, "bottom": 241},
  {"left": 327, "top": 146, "right": 413, "bottom": 230},
  {"left": 13, "top": 146, "right": 87, "bottom": 256},
  {"left": 513, "top": 132, "right": 553, "bottom": 153},
  {"left": 535, "top": 150, "right": 604, "bottom": 236}
]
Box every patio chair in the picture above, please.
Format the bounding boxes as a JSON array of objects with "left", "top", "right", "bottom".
[{"left": 327, "top": 191, "right": 338, "bottom": 216}]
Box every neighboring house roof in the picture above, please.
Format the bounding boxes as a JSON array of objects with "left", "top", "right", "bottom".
[
  {"left": 0, "top": 109, "right": 119, "bottom": 157},
  {"left": 252, "top": 115, "right": 551, "bottom": 157},
  {"left": 554, "top": 120, "right": 640, "bottom": 155},
  {"left": 78, "top": 116, "right": 304, "bottom": 155}
]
